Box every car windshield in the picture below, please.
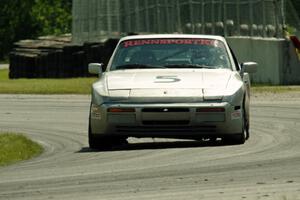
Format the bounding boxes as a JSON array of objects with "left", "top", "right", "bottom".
[{"left": 110, "top": 38, "right": 232, "bottom": 70}]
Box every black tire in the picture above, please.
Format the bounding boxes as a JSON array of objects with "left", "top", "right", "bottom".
[
  {"left": 88, "top": 129, "right": 101, "bottom": 149},
  {"left": 88, "top": 118, "right": 128, "bottom": 150},
  {"left": 224, "top": 132, "right": 246, "bottom": 145},
  {"left": 245, "top": 110, "right": 250, "bottom": 140},
  {"left": 223, "top": 133, "right": 246, "bottom": 145}
]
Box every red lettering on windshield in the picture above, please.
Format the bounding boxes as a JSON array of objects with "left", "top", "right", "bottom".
[{"left": 123, "top": 39, "right": 215, "bottom": 48}]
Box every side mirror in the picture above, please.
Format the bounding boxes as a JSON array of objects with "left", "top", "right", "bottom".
[
  {"left": 88, "top": 63, "right": 103, "bottom": 75},
  {"left": 241, "top": 62, "right": 257, "bottom": 73}
]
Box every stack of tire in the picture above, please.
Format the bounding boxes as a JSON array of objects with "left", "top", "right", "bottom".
[{"left": 9, "top": 35, "right": 119, "bottom": 79}]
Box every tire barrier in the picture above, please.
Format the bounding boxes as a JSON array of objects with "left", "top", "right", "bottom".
[{"left": 9, "top": 35, "right": 119, "bottom": 79}]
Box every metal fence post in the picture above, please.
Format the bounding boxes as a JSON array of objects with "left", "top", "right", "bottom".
[
  {"left": 201, "top": 0, "right": 205, "bottom": 34},
  {"left": 165, "top": 0, "right": 171, "bottom": 33},
  {"left": 223, "top": 1, "right": 227, "bottom": 36},
  {"left": 145, "top": 0, "right": 150, "bottom": 32},
  {"left": 279, "top": 0, "right": 285, "bottom": 37},
  {"left": 274, "top": 0, "right": 279, "bottom": 38},
  {"left": 126, "top": 1, "right": 131, "bottom": 33},
  {"left": 156, "top": 0, "right": 161, "bottom": 33},
  {"left": 262, "top": 0, "right": 267, "bottom": 37},
  {"left": 236, "top": 0, "right": 241, "bottom": 36},
  {"left": 72, "top": 0, "right": 77, "bottom": 43},
  {"left": 281, "top": 0, "right": 286, "bottom": 29},
  {"left": 106, "top": 1, "right": 111, "bottom": 35},
  {"left": 176, "top": 0, "right": 182, "bottom": 33},
  {"left": 135, "top": 0, "right": 140, "bottom": 32},
  {"left": 249, "top": 0, "right": 254, "bottom": 36},
  {"left": 189, "top": 0, "right": 194, "bottom": 33},
  {"left": 116, "top": 0, "right": 121, "bottom": 34}
]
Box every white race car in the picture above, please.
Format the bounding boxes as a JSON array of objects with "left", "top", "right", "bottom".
[{"left": 88, "top": 34, "right": 257, "bottom": 149}]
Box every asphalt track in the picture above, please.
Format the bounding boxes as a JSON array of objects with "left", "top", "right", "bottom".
[{"left": 0, "top": 93, "right": 300, "bottom": 200}]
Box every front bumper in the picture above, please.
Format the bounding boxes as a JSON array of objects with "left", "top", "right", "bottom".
[{"left": 90, "top": 102, "right": 243, "bottom": 138}]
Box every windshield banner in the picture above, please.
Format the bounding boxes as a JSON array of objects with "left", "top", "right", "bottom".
[{"left": 123, "top": 39, "right": 219, "bottom": 48}]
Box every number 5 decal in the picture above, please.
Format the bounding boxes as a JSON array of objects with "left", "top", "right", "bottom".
[{"left": 154, "top": 76, "right": 181, "bottom": 83}]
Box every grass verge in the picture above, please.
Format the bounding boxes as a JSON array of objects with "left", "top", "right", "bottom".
[
  {"left": 251, "top": 85, "right": 300, "bottom": 93},
  {"left": 0, "top": 69, "right": 97, "bottom": 94},
  {"left": 0, "top": 133, "right": 43, "bottom": 167},
  {"left": 1, "top": 69, "right": 300, "bottom": 94}
]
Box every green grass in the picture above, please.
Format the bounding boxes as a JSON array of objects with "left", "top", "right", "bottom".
[
  {"left": 251, "top": 85, "right": 300, "bottom": 93},
  {"left": 1, "top": 68, "right": 300, "bottom": 94},
  {"left": 0, "top": 133, "right": 43, "bottom": 166},
  {"left": 0, "top": 69, "right": 97, "bottom": 94}
]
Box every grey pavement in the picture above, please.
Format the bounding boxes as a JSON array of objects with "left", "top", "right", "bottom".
[{"left": 0, "top": 94, "right": 300, "bottom": 200}]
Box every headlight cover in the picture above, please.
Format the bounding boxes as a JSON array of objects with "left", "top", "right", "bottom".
[
  {"left": 92, "top": 79, "right": 109, "bottom": 105},
  {"left": 222, "top": 74, "right": 245, "bottom": 105}
]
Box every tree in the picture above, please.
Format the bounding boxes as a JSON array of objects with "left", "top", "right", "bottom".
[
  {"left": 31, "top": 0, "right": 72, "bottom": 36},
  {"left": 0, "top": 0, "right": 72, "bottom": 60},
  {"left": 0, "top": 0, "right": 37, "bottom": 59}
]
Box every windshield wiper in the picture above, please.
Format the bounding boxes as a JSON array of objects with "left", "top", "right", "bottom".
[
  {"left": 163, "top": 64, "right": 212, "bottom": 69},
  {"left": 114, "top": 64, "right": 166, "bottom": 70}
]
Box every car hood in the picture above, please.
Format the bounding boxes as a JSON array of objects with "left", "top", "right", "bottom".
[
  {"left": 107, "top": 69, "right": 232, "bottom": 90},
  {"left": 101, "top": 69, "right": 239, "bottom": 102}
]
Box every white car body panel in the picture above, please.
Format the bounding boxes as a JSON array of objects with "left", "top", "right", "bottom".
[{"left": 106, "top": 69, "right": 231, "bottom": 90}]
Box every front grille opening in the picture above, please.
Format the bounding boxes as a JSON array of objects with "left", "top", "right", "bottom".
[
  {"left": 142, "top": 108, "right": 189, "bottom": 112},
  {"left": 196, "top": 107, "right": 225, "bottom": 112},
  {"left": 142, "top": 120, "right": 190, "bottom": 125},
  {"left": 116, "top": 125, "right": 217, "bottom": 133}
]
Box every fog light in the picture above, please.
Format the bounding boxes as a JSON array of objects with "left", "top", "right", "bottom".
[{"left": 231, "top": 110, "right": 242, "bottom": 120}]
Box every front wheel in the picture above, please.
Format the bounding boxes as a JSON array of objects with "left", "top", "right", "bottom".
[
  {"left": 88, "top": 129, "right": 128, "bottom": 150},
  {"left": 223, "top": 108, "right": 247, "bottom": 145},
  {"left": 223, "top": 132, "right": 246, "bottom": 145},
  {"left": 88, "top": 119, "right": 127, "bottom": 150}
]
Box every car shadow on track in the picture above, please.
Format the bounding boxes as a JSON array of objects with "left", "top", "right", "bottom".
[{"left": 77, "top": 139, "right": 229, "bottom": 153}]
